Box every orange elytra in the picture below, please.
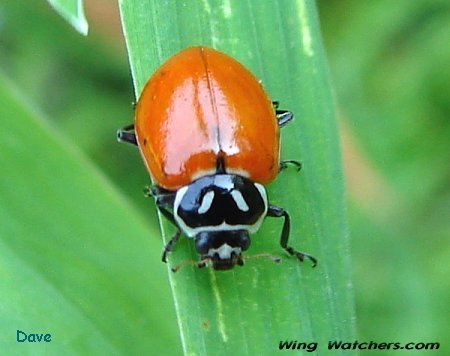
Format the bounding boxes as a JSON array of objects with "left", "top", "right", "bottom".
[{"left": 135, "top": 46, "right": 279, "bottom": 190}]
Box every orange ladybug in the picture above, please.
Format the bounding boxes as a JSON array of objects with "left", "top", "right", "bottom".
[{"left": 118, "top": 46, "right": 316, "bottom": 271}]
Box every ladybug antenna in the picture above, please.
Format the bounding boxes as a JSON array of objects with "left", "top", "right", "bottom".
[
  {"left": 244, "top": 253, "right": 282, "bottom": 264},
  {"left": 171, "top": 258, "right": 211, "bottom": 273}
]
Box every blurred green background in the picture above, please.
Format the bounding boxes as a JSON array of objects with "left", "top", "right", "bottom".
[
  {"left": 318, "top": 0, "right": 449, "bottom": 347},
  {"left": 0, "top": 0, "right": 448, "bottom": 353}
]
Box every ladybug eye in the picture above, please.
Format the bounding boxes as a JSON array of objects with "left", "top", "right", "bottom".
[
  {"left": 198, "top": 190, "right": 215, "bottom": 214},
  {"left": 195, "top": 232, "right": 210, "bottom": 254}
]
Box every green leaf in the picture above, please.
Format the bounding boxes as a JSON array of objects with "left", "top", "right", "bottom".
[
  {"left": 0, "top": 74, "right": 180, "bottom": 354},
  {"left": 46, "top": 0, "right": 88, "bottom": 35},
  {"left": 119, "top": 0, "right": 355, "bottom": 354}
]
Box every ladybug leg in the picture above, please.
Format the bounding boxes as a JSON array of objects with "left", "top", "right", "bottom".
[
  {"left": 279, "top": 160, "right": 302, "bottom": 172},
  {"left": 144, "top": 185, "right": 174, "bottom": 200},
  {"left": 272, "top": 101, "right": 294, "bottom": 127},
  {"left": 267, "top": 205, "right": 317, "bottom": 267},
  {"left": 156, "top": 201, "right": 182, "bottom": 262},
  {"left": 162, "top": 230, "right": 181, "bottom": 263},
  {"left": 117, "top": 124, "right": 137, "bottom": 146},
  {"left": 147, "top": 186, "right": 177, "bottom": 227},
  {"left": 276, "top": 110, "right": 293, "bottom": 128},
  {"left": 156, "top": 203, "right": 178, "bottom": 227},
  {"left": 145, "top": 185, "right": 183, "bottom": 262},
  {"left": 275, "top": 103, "right": 299, "bottom": 172}
]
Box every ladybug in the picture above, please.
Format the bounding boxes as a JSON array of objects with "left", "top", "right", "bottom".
[{"left": 118, "top": 46, "right": 316, "bottom": 271}]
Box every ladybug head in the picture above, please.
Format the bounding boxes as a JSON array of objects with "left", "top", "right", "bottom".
[{"left": 195, "top": 230, "right": 250, "bottom": 270}]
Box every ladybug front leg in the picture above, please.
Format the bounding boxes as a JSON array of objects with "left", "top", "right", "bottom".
[
  {"left": 267, "top": 205, "right": 317, "bottom": 267},
  {"left": 145, "top": 186, "right": 177, "bottom": 225},
  {"left": 162, "top": 230, "right": 181, "bottom": 263},
  {"left": 145, "top": 185, "right": 182, "bottom": 262},
  {"left": 117, "top": 124, "right": 137, "bottom": 146}
]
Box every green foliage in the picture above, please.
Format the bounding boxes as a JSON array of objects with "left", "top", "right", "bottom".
[
  {"left": 1, "top": 0, "right": 355, "bottom": 354},
  {"left": 119, "top": 0, "right": 354, "bottom": 354},
  {"left": 46, "top": 0, "right": 88, "bottom": 35},
  {"left": 319, "top": 0, "right": 450, "bottom": 350},
  {"left": 3, "top": 0, "right": 447, "bottom": 353},
  {"left": 0, "top": 74, "right": 179, "bottom": 354}
]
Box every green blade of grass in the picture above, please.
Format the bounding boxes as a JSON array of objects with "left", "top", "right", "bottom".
[
  {"left": 0, "top": 74, "right": 180, "bottom": 354},
  {"left": 46, "top": 0, "right": 88, "bottom": 35},
  {"left": 119, "top": 0, "right": 355, "bottom": 354}
]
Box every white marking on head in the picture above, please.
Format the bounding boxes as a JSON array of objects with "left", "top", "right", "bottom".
[
  {"left": 198, "top": 190, "right": 215, "bottom": 214},
  {"left": 231, "top": 190, "right": 249, "bottom": 212},
  {"left": 254, "top": 183, "right": 268, "bottom": 213},
  {"left": 213, "top": 174, "right": 234, "bottom": 190},
  {"left": 208, "top": 244, "right": 242, "bottom": 259}
]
